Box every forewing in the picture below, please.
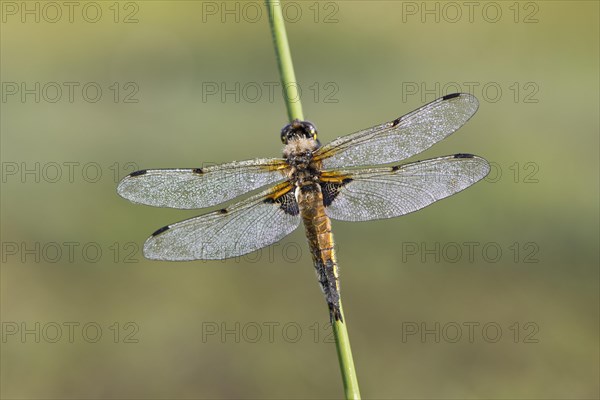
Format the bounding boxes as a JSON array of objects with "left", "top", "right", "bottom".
[
  {"left": 322, "top": 154, "right": 489, "bottom": 222},
  {"left": 143, "top": 183, "right": 301, "bottom": 260},
  {"left": 117, "top": 158, "right": 287, "bottom": 209},
  {"left": 315, "top": 93, "right": 479, "bottom": 169}
]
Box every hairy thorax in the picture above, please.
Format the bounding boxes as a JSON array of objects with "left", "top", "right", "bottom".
[{"left": 283, "top": 137, "right": 322, "bottom": 188}]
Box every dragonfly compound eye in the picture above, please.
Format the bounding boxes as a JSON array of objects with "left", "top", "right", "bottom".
[{"left": 281, "top": 120, "right": 319, "bottom": 143}]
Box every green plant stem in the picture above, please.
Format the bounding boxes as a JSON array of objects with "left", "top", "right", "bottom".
[
  {"left": 265, "top": 1, "right": 361, "bottom": 399},
  {"left": 332, "top": 301, "right": 361, "bottom": 399},
  {"left": 265, "top": 0, "right": 304, "bottom": 121}
]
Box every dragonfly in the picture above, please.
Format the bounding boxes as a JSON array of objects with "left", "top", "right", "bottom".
[{"left": 117, "top": 93, "right": 490, "bottom": 322}]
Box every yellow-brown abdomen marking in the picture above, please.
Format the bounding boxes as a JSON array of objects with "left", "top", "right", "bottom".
[{"left": 296, "top": 184, "right": 342, "bottom": 322}]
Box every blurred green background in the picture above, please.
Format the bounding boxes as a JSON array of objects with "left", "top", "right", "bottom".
[{"left": 1, "top": 1, "right": 598, "bottom": 399}]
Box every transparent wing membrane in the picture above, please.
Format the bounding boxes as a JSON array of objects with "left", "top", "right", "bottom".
[
  {"left": 316, "top": 93, "right": 479, "bottom": 169},
  {"left": 324, "top": 154, "right": 490, "bottom": 222},
  {"left": 117, "top": 158, "right": 287, "bottom": 209},
  {"left": 143, "top": 184, "right": 301, "bottom": 260}
]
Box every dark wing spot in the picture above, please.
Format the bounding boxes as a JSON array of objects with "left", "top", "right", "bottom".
[
  {"left": 454, "top": 153, "right": 474, "bottom": 159},
  {"left": 391, "top": 165, "right": 401, "bottom": 172},
  {"left": 442, "top": 93, "right": 461, "bottom": 100},
  {"left": 321, "top": 178, "right": 353, "bottom": 207},
  {"left": 274, "top": 191, "right": 299, "bottom": 216},
  {"left": 192, "top": 168, "right": 204, "bottom": 174},
  {"left": 129, "top": 170, "right": 147, "bottom": 177},
  {"left": 151, "top": 225, "right": 170, "bottom": 236},
  {"left": 263, "top": 184, "right": 298, "bottom": 216},
  {"left": 391, "top": 117, "right": 402, "bottom": 127},
  {"left": 265, "top": 191, "right": 298, "bottom": 216},
  {"left": 218, "top": 208, "right": 228, "bottom": 214}
]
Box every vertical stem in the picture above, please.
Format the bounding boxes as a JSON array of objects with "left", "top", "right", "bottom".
[
  {"left": 265, "top": 1, "right": 361, "bottom": 399},
  {"left": 265, "top": 0, "right": 304, "bottom": 121},
  {"left": 333, "top": 302, "right": 361, "bottom": 399}
]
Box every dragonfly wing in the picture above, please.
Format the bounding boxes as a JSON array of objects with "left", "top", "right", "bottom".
[
  {"left": 143, "top": 182, "right": 301, "bottom": 260},
  {"left": 322, "top": 154, "right": 489, "bottom": 222},
  {"left": 315, "top": 93, "right": 479, "bottom": 169},
  {"left": 117, "top": 158, "right": 288, "bottom": 209}
]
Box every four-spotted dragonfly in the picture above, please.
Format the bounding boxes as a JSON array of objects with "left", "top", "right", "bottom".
[{"left": 117, "top": 93, "right": 490, "bottom": 321}]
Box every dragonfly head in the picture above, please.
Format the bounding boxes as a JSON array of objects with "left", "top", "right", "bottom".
[{"left": 281, "top": 119, "right": 319, "bottom": 145}]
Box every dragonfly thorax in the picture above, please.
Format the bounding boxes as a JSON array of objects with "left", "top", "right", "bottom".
[{"left": 283, "top": 135, "right": 322, "bottom": 184}]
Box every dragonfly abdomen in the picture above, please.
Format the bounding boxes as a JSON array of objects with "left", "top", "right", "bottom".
[{"left": 297, "top": 184, "right": 342, "bottom": 322}]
